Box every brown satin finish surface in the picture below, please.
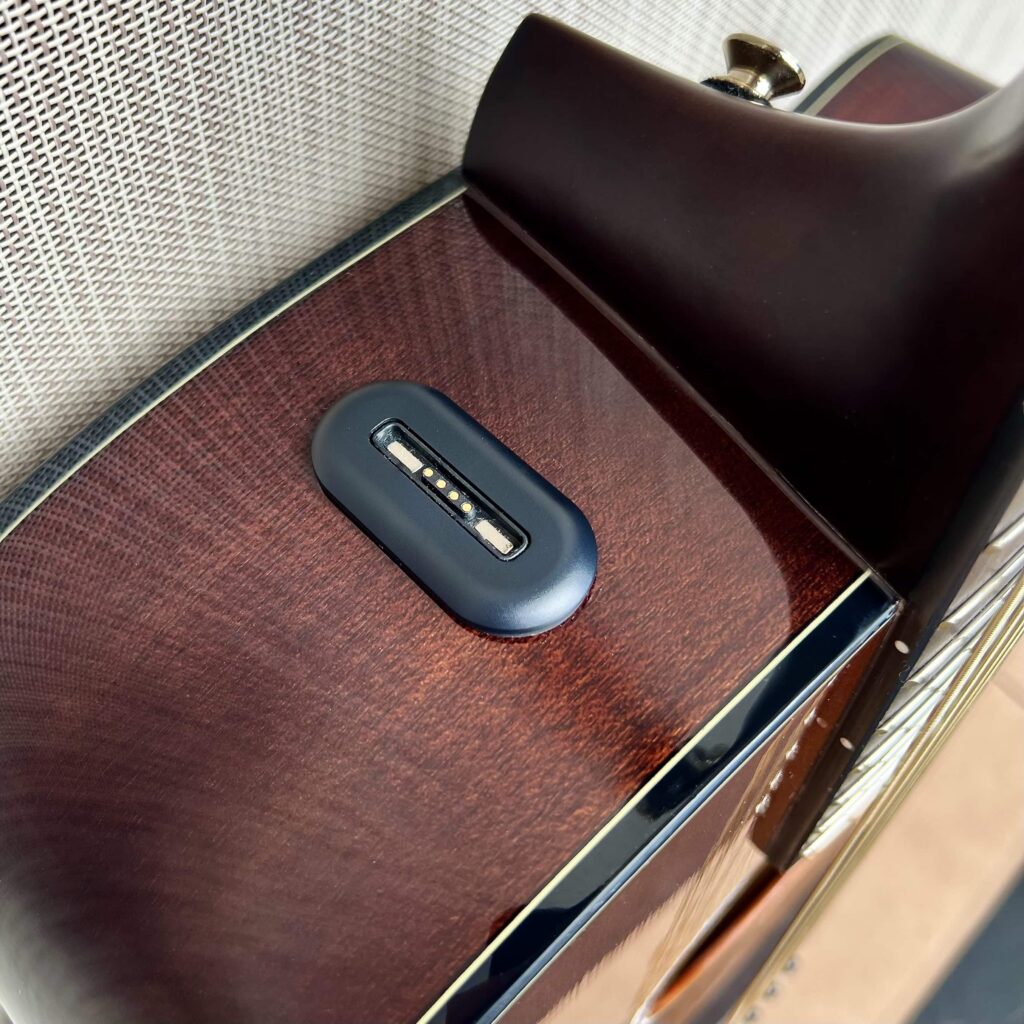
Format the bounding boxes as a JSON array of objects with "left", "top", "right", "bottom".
[
  {"left": 464, "top": 17, "right": 1024, "bottom": 605},
  {"left": 0, "top": 199, "right": 855, "bottom": 1023},
  {"left": 755, "top": 42, "right": 996, "bottom": 867},
  {"left": 496, "top": 41, "right": 990, "bottom": 1024}
]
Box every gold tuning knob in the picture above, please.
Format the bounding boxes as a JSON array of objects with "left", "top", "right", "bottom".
[{"left": 703, "top": 33, "right": 805, "bottom": 105}]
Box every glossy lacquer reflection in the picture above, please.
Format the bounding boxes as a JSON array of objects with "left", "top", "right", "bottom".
[{"left": 0, "top": 194, "right": 857, "bottom": 1024}]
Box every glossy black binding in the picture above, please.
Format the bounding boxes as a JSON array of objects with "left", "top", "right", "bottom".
[{"left": 424, "top": 578, "right": 892, "bottom": 1023}]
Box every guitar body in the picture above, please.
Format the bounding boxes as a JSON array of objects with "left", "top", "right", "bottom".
[{"left": 0, "top": 26, "right": 1017, "bottom": 1024}]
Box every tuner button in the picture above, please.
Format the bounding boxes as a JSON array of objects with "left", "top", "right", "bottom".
[{"left": 703, "top": 33, "right": 805, "bottom": 105}]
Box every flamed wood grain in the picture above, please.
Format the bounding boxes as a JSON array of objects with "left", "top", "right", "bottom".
[
  {"left": 0, "top": 199, "right": 854, "bottom": 1022},
  {"left": 493, "top": 39, "right": 992, "bottom": 1024},
  {"left": 496, "top": 626, "right": 887, "bottom": 1024}
]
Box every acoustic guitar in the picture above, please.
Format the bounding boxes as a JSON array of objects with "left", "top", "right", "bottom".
[{"left": 0, "top": 16, "right": 1021, "bottom": 1024}]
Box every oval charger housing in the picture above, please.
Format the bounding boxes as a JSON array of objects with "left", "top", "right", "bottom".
[{"left": 311, "top": 381, "right": 597, "bottom": 637}]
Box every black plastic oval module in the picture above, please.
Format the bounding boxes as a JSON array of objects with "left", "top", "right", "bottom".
[{"left": 311, "top": 382, "right": 597, "bottom": 637}]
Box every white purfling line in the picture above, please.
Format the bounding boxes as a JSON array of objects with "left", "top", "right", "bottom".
[
  {"left": 0, "top": 182, "right": 466, "bottom": 546},
  {"left": 797, "top": 36, "right": 903, "bottom": 117},
  {"left": 417, "top": 570, "right": 881, "bottom": 1024}
]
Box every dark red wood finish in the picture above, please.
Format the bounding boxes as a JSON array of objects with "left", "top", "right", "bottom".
[
  {"left": 491, "top": 41, "right": 996, "bottom": 1024},
  {"left": 814, "top": 40, "right": 991, "bottom": 123},
  {"left": 0, "top": 194, "right": 855, "bottom": 1021},
  {"left": 496, "top": 627, "right": 888, "bottom": 1024},
  {"left": 750, "top": 627, "right": 887, "bottom": 851},
  {"left": 464, "top": 17, "right": 1024, "bottom": 607},
  {"left": 760, "top": 40, "right": 996, "bottom": 868}
]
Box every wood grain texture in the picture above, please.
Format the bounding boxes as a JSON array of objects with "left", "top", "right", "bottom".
[
  {"left": 464, "top": 17, "right": 1024, "bottom": 605},
  {"left": 496, "top": 626, "right": 886, "bottom": 1024},
  {"left": 496, "top": 40, "right": 995, "bottom": 1024},
  {"left": 814, "top": 41, "right": 991, "bottom": 123},
  {"left": 0, "top": 197, "right": 854, "bottom": 1023}
]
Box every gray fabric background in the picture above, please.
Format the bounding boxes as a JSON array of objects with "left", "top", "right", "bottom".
[{"left": 2, "top": 0, "right": 1022, "bottom": 498}]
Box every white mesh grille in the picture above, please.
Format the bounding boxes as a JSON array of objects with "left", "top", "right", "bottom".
[{"left": 2, "top": 0, "right": 1023, "bottom": 497}]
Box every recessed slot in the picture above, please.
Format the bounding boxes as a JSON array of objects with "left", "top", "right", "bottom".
[{"left": 371, "top": 420, "right": 527, "bottom": 560}]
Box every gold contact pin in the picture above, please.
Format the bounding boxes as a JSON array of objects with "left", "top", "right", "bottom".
[
  {"left": 474, "top": 519, "right": 514, "bottom": 555},
  {"left": 385, "top": 440, "right": 424, "bottom": 473},
  {"left": 372, "top": 421, "right": 526, "bottom": 561}
]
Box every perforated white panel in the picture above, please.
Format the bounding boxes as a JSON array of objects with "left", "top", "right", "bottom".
[{"left": 2, "top": 0, "right": 1023, "bottom": 497}]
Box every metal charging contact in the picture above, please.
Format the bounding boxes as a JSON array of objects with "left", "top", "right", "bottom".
[
  {"left": 312, "top": 382, "right": 597, "bottom": 637},
  {"left": 372, "top": 421, "right": 527, "bottom": 560}
]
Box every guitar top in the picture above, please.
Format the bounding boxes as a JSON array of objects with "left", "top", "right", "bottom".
[{"left": 0, "top": 19, "right": 1016, "bottom": 1024}]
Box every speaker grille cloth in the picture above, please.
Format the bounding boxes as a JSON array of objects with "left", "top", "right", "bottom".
[{"left": 2, "top": 0, "right": 1022, "bottom": 497}]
